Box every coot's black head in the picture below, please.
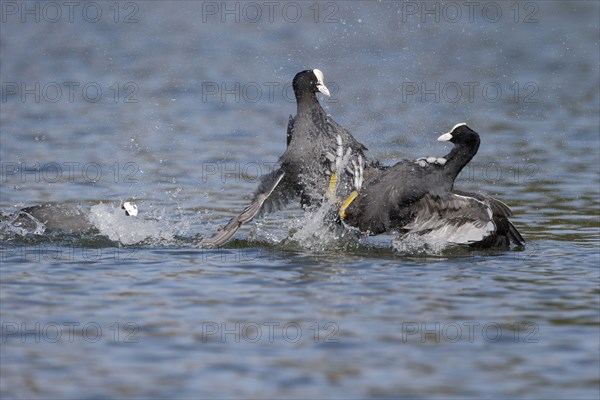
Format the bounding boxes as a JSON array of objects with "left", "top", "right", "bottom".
[
  {"left": 292, "top": 69, "right": 330, "bottom": 100},
  {"left": 437, "top": 123, "right": 480, "bottom": 147}
]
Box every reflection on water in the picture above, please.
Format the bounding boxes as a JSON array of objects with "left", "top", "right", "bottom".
[{"left": 1, "top": 1, "right": 599, "bottom": 399}]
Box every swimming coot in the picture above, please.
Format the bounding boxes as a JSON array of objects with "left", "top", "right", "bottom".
[
  {"left": 0, "top": 201, "right": 138, "bottom": 235},
  {"left": 337, "top": 123, "right": 525, "bottom": 247}
]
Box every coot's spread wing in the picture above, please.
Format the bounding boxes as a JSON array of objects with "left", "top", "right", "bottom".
[
  {"left": 452, "top": 190, "right": 525, "bottom": 246},
  {"left": 326, "top": 117, "right": 368, "bottom": 153},
  {"left": 199, "top": 168, "right": 287, "bottom": 248},
  {"left": 401, "top": 193, "right": 497, "bottom": 245},
  {"left": 453, "top": 190, "right": 512, "bottom": 216},
  {"left": 253, "top": 168, "right": 298, "bottom": 217}
]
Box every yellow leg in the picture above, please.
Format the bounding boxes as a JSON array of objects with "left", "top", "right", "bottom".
[
  {"left": 339, "top": 191, "right": 358, "bottom": 219},
  {"left": 326, "top": 173, "right": 339, "bottom": 203}
]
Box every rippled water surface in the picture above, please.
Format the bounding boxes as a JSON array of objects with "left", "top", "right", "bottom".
[{"left": 1, "top": 1, "right": 599, "bottom": 398}]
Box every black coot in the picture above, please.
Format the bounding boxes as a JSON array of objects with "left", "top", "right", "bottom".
[
  {"left": 200, "top": 69, "right": 370, "bottom": 247},
  {"left": 340, "top": 123, "right": 525, "bottom": 247}
]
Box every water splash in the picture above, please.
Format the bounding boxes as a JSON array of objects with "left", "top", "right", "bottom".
[
  {"left": 88, "top": 203, "right": 188, "bottom": 245},
  {"left": 0, "top": 210, "right": 47, "bottom": 237},
  {"left": 286, "top": 149, "right": 362, "bottom": 250},
  {"left": 0, "top": 202, "right": 193, "bottom": 246},
  {"left": 392, "top": 233, "right": 449, "bottom": 255}
]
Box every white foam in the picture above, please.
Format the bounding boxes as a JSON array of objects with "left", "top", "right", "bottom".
[
  {"left": 88, "top": 203, "right": 188, "bottom": 245},
  {"left": 287, "top": 143, "right": 356, "bottom": 249}
]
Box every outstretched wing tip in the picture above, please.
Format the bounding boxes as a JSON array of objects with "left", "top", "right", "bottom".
[{"left": 198, "top": 169, "right": 287, "bottom": 248}]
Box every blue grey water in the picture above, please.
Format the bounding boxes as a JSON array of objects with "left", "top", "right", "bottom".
[{"left": 1, "top": 1, "right": 599, "bottom": 398}]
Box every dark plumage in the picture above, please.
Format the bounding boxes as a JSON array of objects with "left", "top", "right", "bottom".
[
  {"left": 281, "top": 69, "right": 369, "bottom": 208},
  {"left": 200, "top": 69, "right": 370, "bottom": 247},
  {"left": 341, "top": 123, "right": 525, "bottom": 248}
]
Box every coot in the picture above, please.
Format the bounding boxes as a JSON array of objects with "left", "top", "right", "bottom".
[
  {"left": 338, "top": 123, "right": 525, "bottom": 247},
  {"left": 200, "top": 69, "right": 372, "bottom": 247}
]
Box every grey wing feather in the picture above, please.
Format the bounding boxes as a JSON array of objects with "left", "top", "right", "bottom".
[
  {"left": 327, "top": 118, "right": 368, "bottom": 153},
  {"left": 453, "top": 190, "right": 524, "bottom": 246},
  {"left": 402, "top": 193, "right": 496, "bottom": 245},
  {"left": 199, "top": 169, "right": 286, "bottom": 248},
  {"left": 453, "top": 190, "right": 513, "bottom": 216},
  {"left": 241, "top": 168, "right": 292, "bottom": 220},
  {"left": 402, "top": 192, "right": 524, "bottom": 246},
  {"left": 254, "top": 169, "right": 297, "bottom": 218}
]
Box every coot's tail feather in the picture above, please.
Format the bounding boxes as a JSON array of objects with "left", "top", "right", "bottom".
[
  {"left": 507, "top": 219, "right": 525, "bottom": 246},
  {"left": 453, "top": 190, "right": 525, "bottom": 247}
]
